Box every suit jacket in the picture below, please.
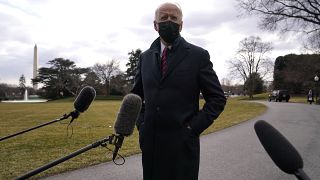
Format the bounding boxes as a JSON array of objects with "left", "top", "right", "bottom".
[{"left": 131, "top": 36, "right": 226, "bottom": 180}]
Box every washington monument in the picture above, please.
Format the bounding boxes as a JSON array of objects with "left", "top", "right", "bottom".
[{"left": 33, "top": 44, "right": 38, "bottom": 90}]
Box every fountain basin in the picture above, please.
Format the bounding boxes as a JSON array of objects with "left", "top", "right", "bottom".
[{"left": 1, "top": 89, "right": 47, "bottom": 103}]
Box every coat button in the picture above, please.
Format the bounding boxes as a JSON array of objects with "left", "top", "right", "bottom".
[{"left": 156, "top": 107, "right": 160, "bottom": 111}]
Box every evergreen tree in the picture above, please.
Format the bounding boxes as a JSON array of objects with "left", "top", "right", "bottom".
[
  {"left": 33, "top": 58, "right": 89, "bottom": 99},
  {"left": 19, "top": 74, "right": 26, "bottom": 94},
  {"left": 244, "top": 72, "right": 264, "bottom": 95},
  {"left": 126, "top": 49, "right": 142, "bottom": 85},
  {"left": 273, "top": 54, "right": 320, "bottom": 94}
]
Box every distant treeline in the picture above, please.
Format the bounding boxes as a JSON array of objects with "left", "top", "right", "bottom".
[{"left": 273, "top": 54, "right": 320, "bottom": 94}]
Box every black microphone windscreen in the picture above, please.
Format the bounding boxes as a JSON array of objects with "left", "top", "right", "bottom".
[
  {"left": 254, "top": 120, "right": 303, "bottom": 174},
  {"left": 74, "top": 86, "right": 96, "bottom": 113},
  {"left": 114, "top": 94, "right": 142, "bottom": 136}
]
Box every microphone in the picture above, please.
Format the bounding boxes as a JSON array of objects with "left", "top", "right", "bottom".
[
  {"left": 74, "top": 86, "right": 96, "bottom": 113},
  {"left": 254, "top": 120, "right": 310, "bottom": 180},
  {"left": 16, "top": 93, "right": 141, "bottom": 179},
  {"left": 112, "top": 93, "right": 142, "bottom": 160},
  {"left": 0, "top": 86, "right": 96, "bottom": 142},
  {"left": 68, "top": 86, "right": 96, "bottom": 123}
]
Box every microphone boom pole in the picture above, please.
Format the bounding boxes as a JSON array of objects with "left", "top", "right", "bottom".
[
  {"left": 0, "top": 86, "right": 96, "bottom": 142},
  {"left": 16, "top": 135, "right": 115, "bottom": 180},
  {"left": 0, "top": 111, "right": 78, "bottom": 142},
  {"left": 16, "top": 93, "right": 141, "bottom": 179}
]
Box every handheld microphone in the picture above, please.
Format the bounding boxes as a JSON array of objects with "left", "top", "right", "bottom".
[
  {"left": 254, "top": 120, "right": 310, "bottom": 180},
  {"left": 112, "top": 93, "right": 142, "bottom": 160},
  {"left": 0, "top": 86, "right": 96, "bottom": 142}
]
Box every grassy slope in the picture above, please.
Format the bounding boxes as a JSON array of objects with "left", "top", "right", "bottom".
[{"left": 0, "top": 97, "right": 266, "bottom": 179}]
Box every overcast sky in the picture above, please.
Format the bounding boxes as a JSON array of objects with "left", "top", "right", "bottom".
[{"left": 0, "top": 0, "right": 302, "bottom": 86}]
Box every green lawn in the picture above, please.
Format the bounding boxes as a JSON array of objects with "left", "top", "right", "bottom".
[{"left": 0, "top": 97, "right": 266, "bottom": 179}]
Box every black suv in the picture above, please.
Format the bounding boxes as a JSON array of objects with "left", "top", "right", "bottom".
[{"left": 268, "top": 90, "right": 290, "bottom": 102}]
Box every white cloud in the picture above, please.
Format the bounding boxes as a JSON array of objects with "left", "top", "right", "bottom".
[{"left": 0, "top": 0, "right": 303, "bottom": 86}]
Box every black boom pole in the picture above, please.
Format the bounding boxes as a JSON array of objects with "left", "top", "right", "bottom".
[
  {"left": 0, "top": 111, "right": 79, "bottom": 142},
  {"left": 16, "top": 136, "right": 114, "bottom": 180}
]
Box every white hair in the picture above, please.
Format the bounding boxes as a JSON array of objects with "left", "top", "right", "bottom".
[{"left": 154, "top": 2, "right": 183, "bottom": 21}]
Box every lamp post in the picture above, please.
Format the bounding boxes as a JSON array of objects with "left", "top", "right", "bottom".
[{"left": 315, "top": 75, "right": 319, "bottom": 104}]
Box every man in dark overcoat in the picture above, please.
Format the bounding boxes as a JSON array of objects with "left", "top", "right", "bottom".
[{"left": 131, "top": 2, "right": 226, "bottom": 180}]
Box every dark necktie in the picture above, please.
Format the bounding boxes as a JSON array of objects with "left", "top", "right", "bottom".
[{"left": 161, "top": 47, "right": 168, "bottom": 76}]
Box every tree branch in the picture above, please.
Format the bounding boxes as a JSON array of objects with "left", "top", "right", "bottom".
[{"left": 307, "top": 0, "right": 320, "bottom": 14}]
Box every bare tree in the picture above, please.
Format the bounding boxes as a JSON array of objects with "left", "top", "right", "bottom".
[
  {"left": 237, "top": 0, "right": 320, "bottom": 52},
  {"left": 228, "top": 36, "right": 273, "bottom": 98},
  {"left": 221, "top": 78, "right": 232, "bottom": 87},
  {"left": 304, "top": 32, "right": 320, "bottom": 53},
  {"left": 92, "top": 59, "right": 120, "bottom": 95}
]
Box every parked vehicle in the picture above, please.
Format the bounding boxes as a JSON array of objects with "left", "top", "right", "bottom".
[
  {"left": 268, "top": 90, "right": 290, "bottom": 102},
  {"left": 224, "top": 92, "right": 231, "bottom": 98}
]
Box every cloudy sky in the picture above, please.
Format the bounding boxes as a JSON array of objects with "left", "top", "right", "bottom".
[{"left": 0, "top": 0, "right": 302, "bottom": 86}]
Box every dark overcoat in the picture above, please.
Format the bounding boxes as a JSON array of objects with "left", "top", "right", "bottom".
[{"left": 131, "top": 37, "right": 226, "bottom": 180}]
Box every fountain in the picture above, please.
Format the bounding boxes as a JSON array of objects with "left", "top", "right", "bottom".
[
  {"left": 24, "top": 89, "right": 28, "bottom": 101},
  {"left": 1, "top": 89, "right": 47, "bottom": 103}
]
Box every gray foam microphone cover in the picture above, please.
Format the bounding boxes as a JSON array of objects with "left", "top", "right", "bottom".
[{"left": 114, "top": 94, "right": 142, "bottom": 136}]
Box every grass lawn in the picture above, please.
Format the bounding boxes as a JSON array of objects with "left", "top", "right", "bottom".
[{"left": 0, "top": 97, "right": 266, "bottom": 179}]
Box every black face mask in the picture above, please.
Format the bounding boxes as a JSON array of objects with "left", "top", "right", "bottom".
[{"left": 158, "top": 21, "right": 180, "bottom": 44}]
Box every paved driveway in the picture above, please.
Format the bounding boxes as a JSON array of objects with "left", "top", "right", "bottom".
[{"left": 44, "top": 101, "right": 320, "bottom": 180}]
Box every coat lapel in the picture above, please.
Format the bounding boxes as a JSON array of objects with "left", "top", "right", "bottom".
[
  {"left": 148, "top": 38, "right": 162, "bottom": 81},
  {"left": 152, "top": 50, "right": 162, "bottom": 81}
]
